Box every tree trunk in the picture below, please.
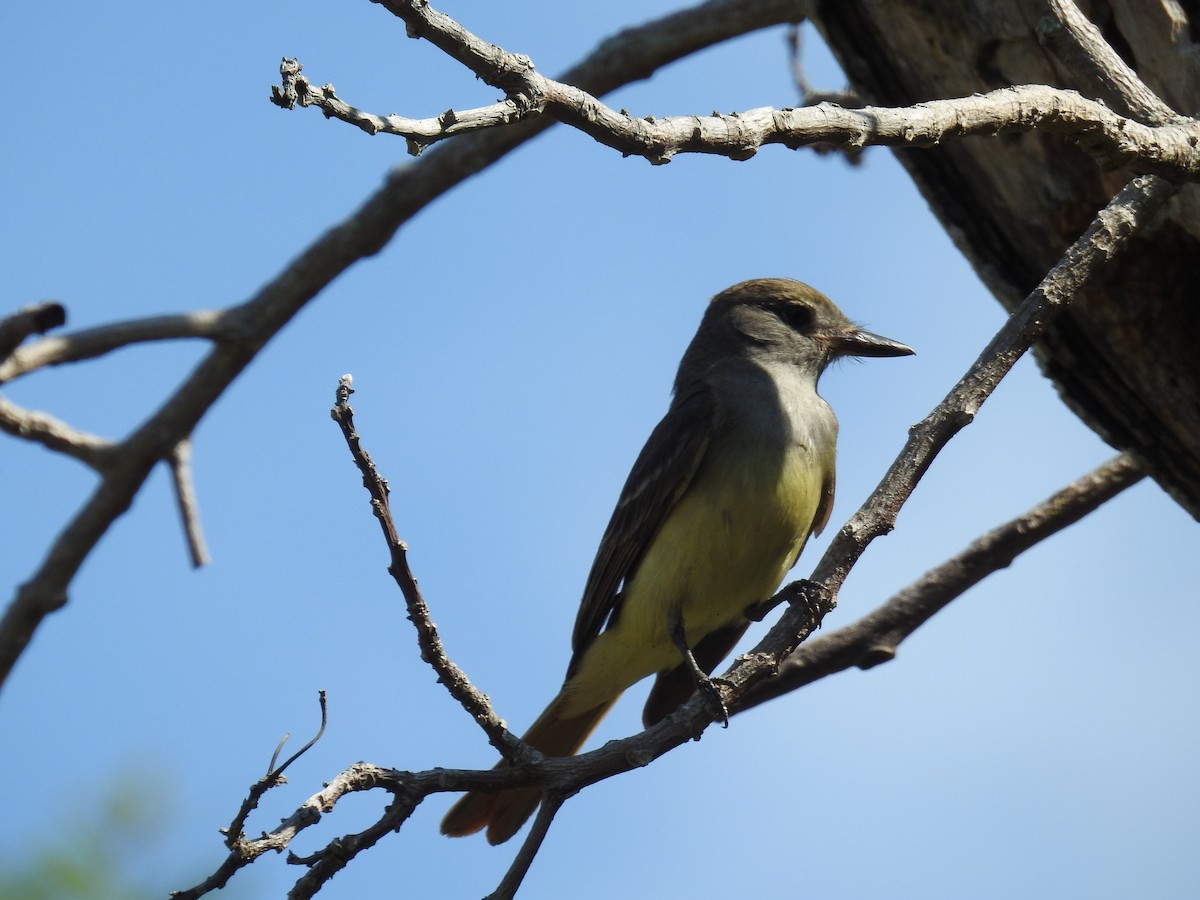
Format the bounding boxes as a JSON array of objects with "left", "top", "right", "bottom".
[{"left": 815, "top": 0, "right": 1200, "bottom": 518}]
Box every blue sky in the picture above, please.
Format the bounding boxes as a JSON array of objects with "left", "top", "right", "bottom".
[{"left": 3, "top": 2, "right": 1198, "bottom": 898}]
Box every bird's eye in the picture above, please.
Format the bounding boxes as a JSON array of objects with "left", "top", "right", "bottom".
[{"left": 777, "top": 303, "right": 814, "bottom": 332}]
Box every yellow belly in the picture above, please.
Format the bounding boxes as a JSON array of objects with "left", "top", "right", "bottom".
[{"left": 560, "top": 438, "right": 827, "bottom": 715}]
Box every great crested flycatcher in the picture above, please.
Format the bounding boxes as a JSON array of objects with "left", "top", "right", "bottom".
[{"left": 442, "top": 278, "right": 913, "bottom": 844}]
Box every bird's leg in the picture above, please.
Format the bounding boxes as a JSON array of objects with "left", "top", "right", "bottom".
[
  {"left": 745, "top": 578, "right": 832, "bottom": 624},
  {"left": 668, "top": 613, "right": 730, "bottom": 728}
]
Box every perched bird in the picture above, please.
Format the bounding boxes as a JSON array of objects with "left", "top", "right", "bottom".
[{"left": 442, "top": 278, "right": 913, "bottom": 844}]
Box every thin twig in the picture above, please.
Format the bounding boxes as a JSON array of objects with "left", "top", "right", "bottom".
[
  {"left": 172, "top": 762, "right": 393, "bottom": 899},
  {"left": 487, "top": 793, "right": 566, "bottom": 900},
  {"left": 284, "top": 785, "right": 416, "bottom": 900},
  {"left": 223, "top": 691, "right": 329, "bottom": 848},
  {"left": 169, "top": 438, "right": 211, "bottom": 568},
  {"left": 0, "top": 393, "right": 113, "bottom": 469},
  {"left": 784, "top": 23, "right": 863, "bottom": 163},
  {"left": 786, "top": 24, "right": 812, "bottom": 98},
  {"left": 271, "top": 58, "right": 530, "bottom": 156},
  {"left": 171, "top": 692, "right": 331, "bottom": 899},
  {"left": 272, "top": 690, "right": 329, "bottom": 777},
  {"left": 298, "top": 1, "right": 1200, "bottom": 173},
  {"left": 329, "top": 376, "right": 531, "bottom": 762}
]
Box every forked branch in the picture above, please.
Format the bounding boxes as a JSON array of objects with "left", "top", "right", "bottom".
[
  {"left": 0, "top": 0, "right": 816, "bottom": 693},
  {"left": 274, "top": 0, "right": 1200, "bottom": 173}
]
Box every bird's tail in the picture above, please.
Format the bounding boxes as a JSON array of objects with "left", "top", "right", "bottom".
[{"left": 440, "top": 692, "right": 620, "bottom": 845}]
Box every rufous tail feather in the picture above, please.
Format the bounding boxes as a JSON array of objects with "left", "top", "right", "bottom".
[{"left": 441, "top": 692, "right": 620, "bottom": 845}]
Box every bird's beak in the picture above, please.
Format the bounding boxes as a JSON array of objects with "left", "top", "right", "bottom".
[{"left": 834, "top": 328, "right": 915, "bottom": 359}]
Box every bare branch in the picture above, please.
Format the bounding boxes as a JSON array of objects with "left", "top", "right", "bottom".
[
  {"left": 169, "top": 438, "right": 211, "bottom": 568},
  {"left": 291, "top": 0, "right": 1200, "bottom": 174},
  {"left": 178, "top": 31, "right": 1172, "bottom": 892},
  {"left": 181, "top": 616, "right": 841, "bottom": 900},
  {"left": 172, "top": 761, "right": 398, "bottom": 900},
  {"left": 0, "top": 302, "right": 65, "bottom": 363},
  {"left": 716, "top": 174, "right": 1174, "bottom": 718},
  {"left": 280, "top": 0, "right": 820, "bottom": 157},
  {"left": 536, "top": 84, "right": 1200, "bottom": 170},
  {"left": 230, "top": 691, "right": 328, "bottom": 843},
  {"left": 3, "top": 0, "right": 809, "bottom": 693},
  {"left": 741, "top": 453, "right": 1145, "bottom": 710},
  {"left": 177, "top": 703, "right": 733, "bottom": 897},
  {"left": 330, "top": 375, "right": 531, "bottom": 762},
  {"left": 0, "top": 310, "right": 236, "bottom": 384},
  {"left": 784, "top": 24, "right": 863, "bottom": 163},
  {"left": 0, "top": 393, "right": 112, "bottom": 468},
  {"left": 244, "top": 380, "right": 819, "bottom": 893},
  {"left": 488, "top": 793, "right": 567, "bottom": 900},
  {"left": 786, "top": 23, "right": 814, "bottom": 99},
  {"left": 817, "top": 176, "right": 1170, "bottom": 592},
  {"left": 271, "top": 690, "right": 329, "bottom": 779},
  {"left": 271, "top": 59, "right": 529, "bottom": 156},
  {"left": 171, "top": 692, "right": 330, "bottom": 900},
  {"left": 1036, "top": 0, "right": 1185, "bottom": 125},
  {"left": 178, "top": 422, "right": 1137, "bottom": 896},
  {"left": 371, "top": 0, "right": 537, "bottom": 87},
  {"left": 284, "top": 781, "right": 415, "bottom": 900}
]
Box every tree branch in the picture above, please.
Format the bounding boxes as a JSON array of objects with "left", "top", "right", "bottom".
[
  {"left": 179, "top": 403, "right": 1144, "bottom": 895},
  {"left": 741, "top": 453, "right": 1144, "bottom": 709},
  {"left": 0, "top": 0, "right": 814, "bottom": 693},
  {"left": 1036, "top": 0, "right": 1185, "bottom": 125},
  {"left": 169, "top": 438, "right": 211, "bottom": 568},
  {"left": 816, "top": 176, "right": 1168, "bottom": 589},
  {"left": 282, "top": 0, "right": 1200, "bottom": 174},
  {"left": 539, "top": 83, "right": 1200, "bottom": 171},
  {"left": 271, "top": 58, "right": 530, "bottom": 156},
  {"left": 177, "top": 20, "right": 1177, "bottom": 893},
  {"left": 329, "top": 376, "right": 529, "bottom": 762},
  {"left": 171, "top": 760, "right": 399, "bottom": 900},
  {"left": 0, "top": 310, "right": 236, "bottom": 384},
  {"left": 14, "top": 1, "right": 1184, "bottom": 895},
  {"left": 181, "top": 454, "right": 1145, "bottom": 896},
  {"left": 0, "top": 393, "right": 113, "bottom": 468},
  {"left": 0, "top": 302, "right": 65, "bottom": 364},
  {"left": 718, "top": 172, "right": 1172, "bottom": 719},
  {"left": 487, "top": 793, "right": 567, "bottom": 900}
]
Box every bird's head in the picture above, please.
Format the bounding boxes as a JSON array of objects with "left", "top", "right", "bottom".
[{"left": 697, "top": 278, "right": 914, "bottom": 379}]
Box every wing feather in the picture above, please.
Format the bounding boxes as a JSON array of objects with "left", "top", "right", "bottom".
[{"left": 568, "top": 385, "right": 718, "bottom": 668}]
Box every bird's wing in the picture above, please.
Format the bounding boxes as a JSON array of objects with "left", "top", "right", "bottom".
[
  {"left": 811, "top": 467, "right": 835, "bottom": 538},
  {"left": 569, "top": 384, "right": 718, "bottom": 665}
]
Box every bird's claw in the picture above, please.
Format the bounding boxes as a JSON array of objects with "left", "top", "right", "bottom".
[{"left": 697, "top": 675, "right": 731, "bottom": 728}]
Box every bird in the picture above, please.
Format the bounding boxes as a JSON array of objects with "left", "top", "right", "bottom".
[{"left": 441, "top": 277, "right": 913, "bottom": 844}]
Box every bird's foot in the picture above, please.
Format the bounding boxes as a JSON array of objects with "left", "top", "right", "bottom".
[
  {"left": 695, "top": 674, "right": 731, "bottom": 728},
  {"left": 669, "top": 615, "right": 731, "bottom": 728}
]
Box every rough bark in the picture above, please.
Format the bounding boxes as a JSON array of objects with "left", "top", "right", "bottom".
[{"left": 814, "top": 0, "right": 1200, "bottom": 518}]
